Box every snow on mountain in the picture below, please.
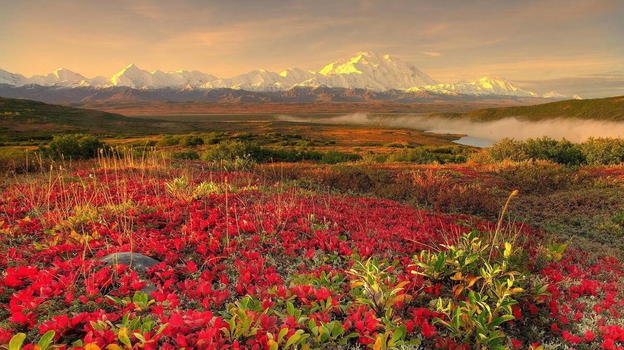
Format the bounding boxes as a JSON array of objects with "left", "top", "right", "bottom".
[
  {"left": 0, "top": 69, "right": 27, "bottom": 85},
  {"left": 412, "top": 77, "right": 538, "bottom": 97},
  {"left": 26, "top": 68, "right": 90, "bottom": 87},
  {"left": 297, "top": 51, "right": 437, "bottom": 91},
  {"left": 279, "top": 68, "right": 315, "bottom": 84},
  {"left": 542, "top": 90, "right": 583, "bottom": 100},
  {"left": 0, "top": 53, "right": 544, "bottom": 97},
  {"left": 110, "top": 64, "right": 217, "bottom": 88},
  {"left": 205, "top": 69, "right": 285, "bottom": 91}
]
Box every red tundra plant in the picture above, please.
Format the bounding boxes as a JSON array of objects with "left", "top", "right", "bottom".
[{"left": 0, "top": 166, "right": 620, "bottom": 349}]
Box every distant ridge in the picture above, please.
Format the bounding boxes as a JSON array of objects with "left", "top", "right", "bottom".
[
  {"left": 0, "top": 84, "right": 552, "bottom": 105},
  {"left": 0, "top": 52, "right": 555, "bottom": 98},
  {"left": 439, "top": 95, "right": 624, "bottom": 121},
  {"left": 0, "top": 96, "right": 168, "bottom": 141}
]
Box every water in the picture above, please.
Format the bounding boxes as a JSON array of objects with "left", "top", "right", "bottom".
[{"left": 452, "top": 135, "right": 495, "bottom": 148}]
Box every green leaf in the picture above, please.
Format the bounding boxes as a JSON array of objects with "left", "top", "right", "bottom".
[
  {"left": 285, "top": 330, "right": 305, "bottom": 348},
  {"left": 133, "top": 332, "right": 146, "bottom": 343},
  {"left": 503, "top": 242, "right": 512, "bottom": 258},
  {"left": 278, "top": 327, "right": 289, "bottom": 343},
  {"left": 37, "top": 330, "right": 55, "bottom": 350},
  {"left": 287, "top": 301, "right": 295, "bottom": 316},
  {"left": 9, "top": 333, "right": 26, "bottom": 350},
  {"left": 156, "top": 324, "right": 168, "bottom": 335},
  {"left": 490, "top": 315, "right": 515, "bottom": 327},
  {"left": 391, "top": 325, "right": 406, "bottom": 344}
]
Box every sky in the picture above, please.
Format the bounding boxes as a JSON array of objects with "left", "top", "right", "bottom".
[{"left": 1, "top": 0, "right": 623, "bottom": 91}]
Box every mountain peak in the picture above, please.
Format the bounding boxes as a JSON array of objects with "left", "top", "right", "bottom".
[
  {"left": 314, "top": 51, "right": 436, "bottom": 89},
  {"left": 420, "top": 76, "right": 537, "bottom": 97},
  {"left": 0, "top": 52, "right": 544, "bottom": 97}
]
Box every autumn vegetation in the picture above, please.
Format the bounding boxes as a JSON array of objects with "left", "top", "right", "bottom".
[{"left": 1, "top": 133, "right": 624, "bottom": 350}]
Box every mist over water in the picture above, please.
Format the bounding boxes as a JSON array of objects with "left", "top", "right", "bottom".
[{"left": 277, "top": 113, "right": 624, "bottom": 147}]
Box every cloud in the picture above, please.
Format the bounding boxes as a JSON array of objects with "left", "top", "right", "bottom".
[
  {"left": 0, "top": 0, "right": 621, "bottom": 81},
  {"left": 421, "top": 51, "right": 441, "bottom": 57},
  {"left": 516, "top": 71, "right": 624, "bottom": 98},
  {"left": 277, "top": 113, "right": 624, "bottom": 144}
]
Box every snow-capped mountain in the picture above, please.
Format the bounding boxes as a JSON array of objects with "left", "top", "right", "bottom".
[
  {"left": 27, "top": 68, "right": 90, "bottom": 87},
  {"left": 297, "top": 51, "right": 437, "bottom": 90},
  {"left": 0, "top": 69, "right": 27, "bottom": 86},
  {"left": 110, "top": 64, "right": 217, "bottom": 89},
  {"left": 205, "top": 69, "right": 286, "bottom": 91},
  {"left": 410, "top": 77, "right": 537, "bottom": 97},
  {"left": 0, "top": 52, "right": 547, "bottom": 98}
]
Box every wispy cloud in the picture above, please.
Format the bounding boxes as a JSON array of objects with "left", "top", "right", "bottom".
[
  {"left": 421, "top": 51, "right": 441, "bottom": 57},
  {"left": 0, "top": 0, "right": 621, "bottom": 81}
]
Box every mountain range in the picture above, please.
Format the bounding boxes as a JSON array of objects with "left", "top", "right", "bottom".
[{"left": 0, "top": 51, "right": 563, "bottom": 99}]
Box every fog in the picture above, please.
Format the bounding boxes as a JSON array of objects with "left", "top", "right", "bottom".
[{"left": 277, "top": 113, "right": 624, "bottom": 146}]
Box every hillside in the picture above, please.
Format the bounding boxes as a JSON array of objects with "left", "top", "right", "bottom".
[
  {"left": 442, "top": 95, "right": 624, "bottom": 121},
  {"left": 0, "top": 97, "right": 171, "bottom": 142}
]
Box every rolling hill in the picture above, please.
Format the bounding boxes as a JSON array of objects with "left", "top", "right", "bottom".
[
  {"left": 440, "top": 95, "right": 624, "bottom": 121},
  {"left": 0, "top": 97, "right": 176, "bottom": 142}
]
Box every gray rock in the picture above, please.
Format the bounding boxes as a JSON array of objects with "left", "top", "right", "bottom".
[
  {"left": 100, "top": 252, "right": 161, "bottom": 295},
  {"left": 100, "top": 252, "right": 160, "bottom": 272}
]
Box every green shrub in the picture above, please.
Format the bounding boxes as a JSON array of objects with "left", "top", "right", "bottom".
[
  {"left": 202, "top": 141, "right": 264, "bottom": 162},
  {"left": 203, "top": 141, "right": 359, "bottom": 164},
  {"left": 488, "top": 137, "right": 586, "bottom": 166},
  {"left": 523, "top": 137, "right": 584, "bottom": 166},
  {"left": 413, "top": 231, "right": 548, "bottom": 348},
  {"left": 171, "top": 150, "right": 200, "bottom": 160},
  {"left": 41, "top": 134, "right": 105, "bottom": 160},
  {"left": 179, "top": 135, "right": 204, "bottom": 147},
  {"left": 157, "top": 135, "right": 180, "bottom": 146},
  {"left": 580, "top": 137, "right": 624, "bottom": 165},
  {"left": 384, "top": 146, "right": 470, "bottom": 164},
  {"left": 319, "top": 150, "right": 362, "bottom": 164},
  {"left": 0, "top": 147, "right": 43, "bottom": 172},
  {"left": 489, "top": 138, "right": 527, "bottom": 162}
]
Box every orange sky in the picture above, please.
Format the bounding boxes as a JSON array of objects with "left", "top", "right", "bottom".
[{"left": 1, "top": 0, "right": 622, "bottom": 82}]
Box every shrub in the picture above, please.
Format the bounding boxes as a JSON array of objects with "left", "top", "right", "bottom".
[
  {"left": 179, "top": 135, "right": 204, "bottom": 147},
  {"left": 523, "top": 137, "right": 584, "bottom": 166},
  {"left": 203, "top": 141, "right": 360, "bottom": 165},
  {"left": 489, "top": 138, "right": 527, "bottom": 162},
  {"left": 410, "top": 170, "right": 501, "bottom": 215},
  {"left": 494, "top": 161, "right": 577, "bottom": 193},
  {"left": 384, "top": 146, "right": 470, "bottom": 164},
  {"left": 314, "top": 165, "right": 376, "bottom": 192},
  {"left": 413, "top": 231, "right": 548, "bottom": 349},
  {"left": 202, "top": 141, "right": 264, "bottom": 162},
  {"left": 319, "top": 150, "right": 362, "bottom": 164},
  {"left": 41, "top": 134, "right": 105, "bottom": 160},
  {"left": 260, "top": 148, "right": 323, "bottom": 162},
  {"left": 488, "top": 137, "right": 585, "bottom": 166},
  {"left": 580, "top": 137, "right": 624, "bottom": 165},
  {"left": 171, "top": 150, "right": 200, "bottom": 160},
  {"left": 157, "top": 135, "right": 180, "bottom": 146},
  {"left": 0, "top": 147, "right": 42, "bottom": 173}
]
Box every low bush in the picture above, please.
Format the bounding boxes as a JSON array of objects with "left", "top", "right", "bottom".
[
  {"left": 319, "top": 150, "right": 362, "bottom": 164},
  {"left": 40, "top": 134, "right": 106, "bottom": 160},
  {"left": 171, "top": 150, "right": 200, "bottom": 160},
  {"left": 157, "top": 135, "right": 180, "bottom": 146},
  {"left": 0, "top": 147, "right": 43, "bottom": 173},
  {"left": 494, "top": 161, "right": 578, "bottom": 193},
  {"left": 179, "top": 135, "right": 204, "bottom": 147},
  {"left": 202, "top": 140, "right": 264, "bottom": 162},
  {"left": 382, "top": 146, "right": 470, "bottom": 164},
  {"left": 203, "top": 140, "right": 360, "bottom": 164},
  {"left": 488, "top": 137, "right": 624, "bottom": 166},
  {"left": 580, "top": 137, "right": 624, "bottom": 165}
]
